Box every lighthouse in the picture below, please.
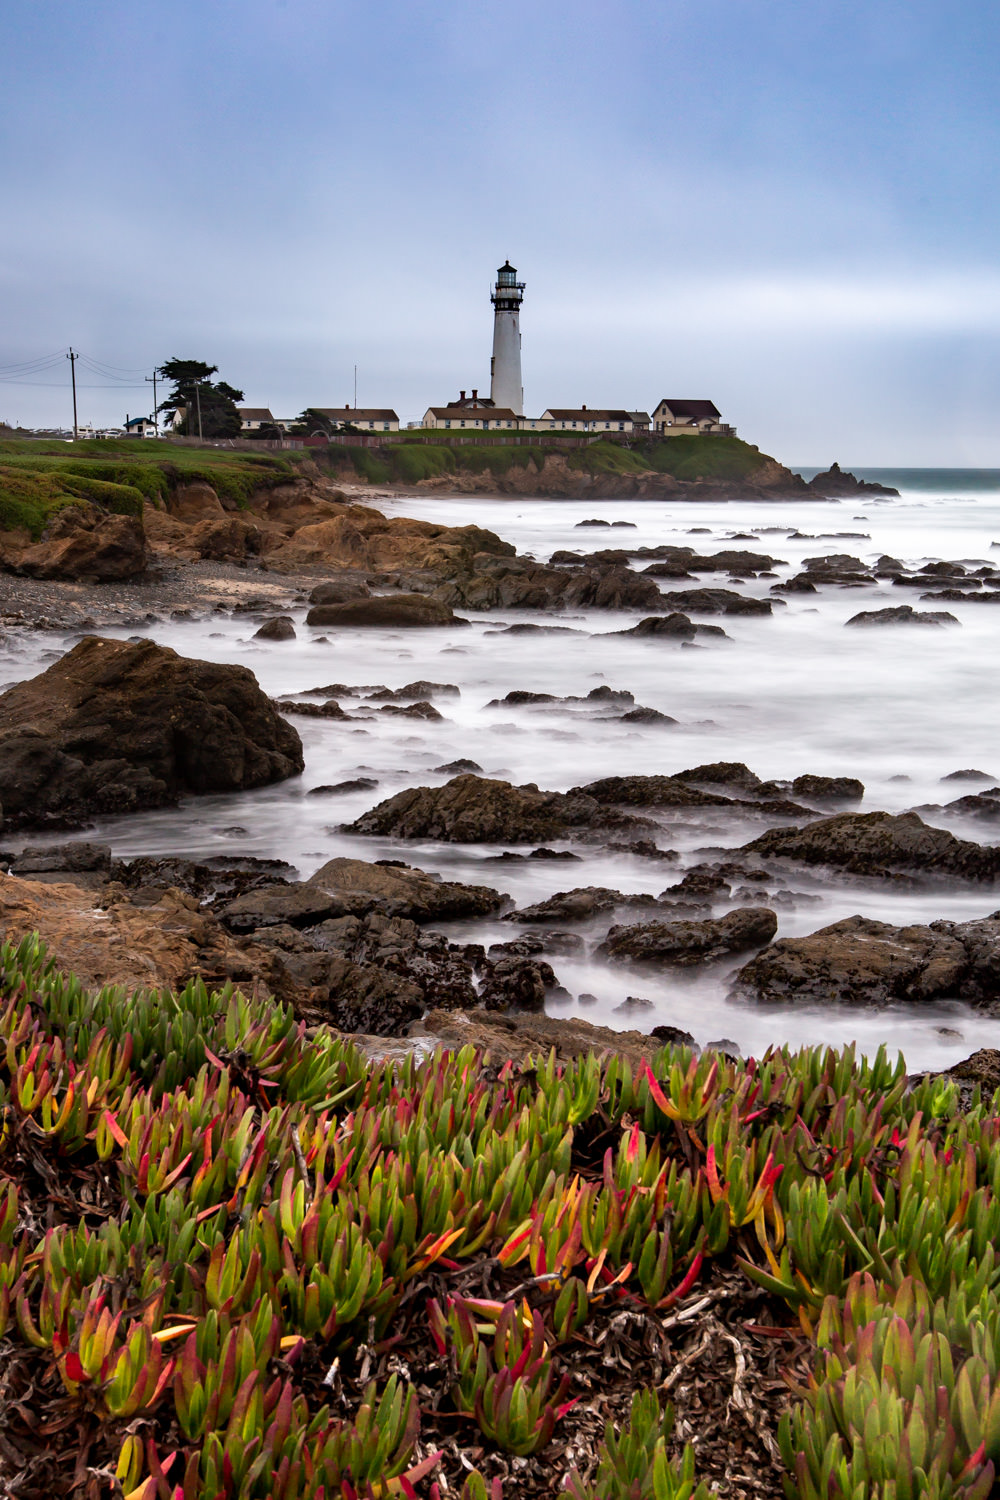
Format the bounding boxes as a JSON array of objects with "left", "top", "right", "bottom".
[{"left": 490, "top": 260, "right": 525, "bottom": 414}]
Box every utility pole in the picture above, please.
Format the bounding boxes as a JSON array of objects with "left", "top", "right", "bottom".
[
  {"left": 354, "top": 364, "right": 357, "bottom": 410},
  {"left": 193, "top": 379, "right": 203, "bottom": 441},
  {"left": 145, "top": 368, "right": 159, "bottom": 436},
  {"left": 66, "top": 348, "right": 79, "bottom": 439}
]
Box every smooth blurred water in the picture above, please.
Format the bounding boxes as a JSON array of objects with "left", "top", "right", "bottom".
[{"left": 5, "top": 478, "right": 1000, "bottom": 1068}]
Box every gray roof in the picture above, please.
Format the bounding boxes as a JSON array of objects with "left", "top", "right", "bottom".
[
  {"left": 426, "top": 407, "right": 519, "bottom": 421},
  {"left": 238, "top": 408, "right": 275, "bottom": 422},
  {"left": 544, "top": 409, "right": 633, "bottom": 421},
  {"left": 313, "top": 407, "right": 398, "bottom": 421}
]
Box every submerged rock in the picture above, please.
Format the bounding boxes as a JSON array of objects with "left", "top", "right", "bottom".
[
  {"left": 846, "top": 605, "right": 959, "bottom": 627},
  {"left": 305, "top": 594, "right": 466, "bottom": 627},
  {"left": 732, "top": 912, "right": 1000, "bottom": 1007},
  {"left": 0, "top": 636, "right": 303, "bottom": 830},
  {"left": 571, "top": 774, "right": 733, "bottom": 808},
  {"left": 600, "top": 907, "right": 778, "bottom": 966}
]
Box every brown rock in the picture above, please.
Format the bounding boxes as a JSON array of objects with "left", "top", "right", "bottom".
[
  {"left": 0, "top": 636, "right": 303, "bottom": 829},
  {"left": 409, "top": 1008, "right": 669, "bottom": 1068},
  {"left": 17, "top": 512, "right": 147, "bottom": 582}
]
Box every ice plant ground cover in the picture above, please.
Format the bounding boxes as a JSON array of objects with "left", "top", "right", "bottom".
[{"left": 2, "top": 933, "right": 1000, "bottom": 1498}]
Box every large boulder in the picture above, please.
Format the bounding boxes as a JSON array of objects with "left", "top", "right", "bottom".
[
  {"left": 0, "top": 636, "right": 303, "bottom": 829},
  {"left": 305, "top": 594, "right": 465, "bottom": 627},
  {"left": 742, "top": 811, "right": 1000, "bottom": 881},
  {"left": 16, "top": 511, "right": 147, "bottom": 582},
  {"left": 601, "top": 907, "right": 778, "bottom": 966},
  {"left": 346, "top": 773, "right": 606, "bottom": 843},
  {"left": 731, "top": 912, "right": 1000, "bottom": 1007}
]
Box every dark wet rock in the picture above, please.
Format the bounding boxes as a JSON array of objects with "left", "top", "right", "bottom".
[
  {"left": 13, "top": 841, "right": 111, "bottom": 876},
  {"left": 791, "top": 774, "right": 865, "bottom": 802},
  {"left": 277, "top": 699, "right": 351, "bottom": 719},
  {"left": 611, "top": 521, "right": 637, "bottom": 528},
  {"left": 486, "top": 691, "right": 559, "bottom": 707},
  {"left": 112, "top": 854, "right": 296, "bottom": 905},
  {"left": 742, "top": 811, "right": 1000, "bottom": 881},
  {"left": 675, "top": 762, "right": 764, "bottom": 791},
  {"left": 875, "top": 556, "right": 906, "bottom": 576},
  {"left": 946, "top": 1049, "right": 1000, "bottom": 1093},
  {"left": 488, "top": 623, "right": 585, "bottom": 635},
  {"left": 655, "top": 589, "right": 772, "bottom": 616},
  {"left": 919, "top": 589, "right": 1000, "bottom": 604},
  {"left": 305, "top": 594, "right": 466, "bottom": 627},
  {"left": 659, "top": 865, "right": 733, "bottom": 899},
  {"left": 528, "top": 847, "right": 584, "bottom": 860},
  {"left": 650, "top": 1024, "right": 697, "bottom": 1047},
  {"left": 561, "top": 566, "right": 664, "bottom": 611},
  {"left": 606, "top": 839, "right": 680, "bottom": 862},
  {"left": 732, "top": 912, "right": 1000, "bottom": 1008},
  {"left": 615, "top": 613, "right": 697, "bottom": 639},
  {"left": 366, "top": 681, "right": 460, "bottom": 700},
  {"left": 477, "top": 956, "right": 556, "bottom": 1012},
  {"left": 306, "top": 778, "right": 379, "bottom": 796},
  {"left": 376, "top": 701, "right": 445, "bottom": 720},
  {"left": 308, "top": 577, "right": 372, "bottom": 605},
  {"left": 346, "top": 773, "right": 622, "bottom": 843},
  {"left": 0, "top": 636, "right": 303, "bottom": 830},
  {"left": 943, "top": 769, "right": 997, "bottom": 783},
  {"left": 621, "top": 707, "right": 677, "bottom": 724},
  {"left": 254, "top": 615, "right": 296, "bottom": 641},
  {"left": 576, "top": 519, "right": 611, "bottom": 527},
  {"left": 310, "top": 955, "right": 424, "bottom": 1036},
  {"left": 614, "top": 996, "right": 655, "bottom": 1014},
  {"left": 920, "top": 793, "right": 1000, "bottom": 820},
  {"left": 601, "top": 907, "right": 778, "bottom": 966},
  {"left": 807, "top": 463, "right": 899, "bottom": 497},
  {"left": 506, "top": 886, "right": 650, "bottom": 924},
  {"left": 641, "top": 561, "right": 699, "bottom": 580},
  {"left": 306, "top": 857, "right": 508, "bottom": 922},
  {"left": 572, "top": 775, "right": 734, "bottom": 808},
  {"left": 435, "top": 758, "right": 483, "bottom": 774},
  {"left": 771, "top": 575, "right": 818, "bottom": 594},
  {"left": 219, "top": 884, "right": 346, "bottom": 932},
  {"left": 846, "top": 605, "right": 959, "bottom": 627}
]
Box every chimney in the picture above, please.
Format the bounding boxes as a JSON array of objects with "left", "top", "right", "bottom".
[
  {"left": 582, "top": 404, "right": 587, "bottom": 411},
  {"left": 472, "top": 388, "right": 478, "bottom": 401},
  {"left": 459, "top": 390, "right": 466, "bottom": 402}
]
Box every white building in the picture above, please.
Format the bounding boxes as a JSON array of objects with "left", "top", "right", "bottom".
[
  {"left": 423, "top": 404, "right": 519, "bottom": 431},
  {"left": 539, "top": 407, "right": 638, "bottom": 433},
  {"left": 310, "top": 407, "right": 400, "bottom": 433},
  {"left": 238, "top": 407, "right": 276, "bottom": 431},
  {"left": 651, "top": 399, "right": 732, "bottom": 436},
  {"left": 490, "top": 261, "right": 525, "bottom": 415}
]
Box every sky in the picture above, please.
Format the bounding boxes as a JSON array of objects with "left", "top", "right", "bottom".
[{"left": 2, "top": 0, "right": 999, "bottom": 464}]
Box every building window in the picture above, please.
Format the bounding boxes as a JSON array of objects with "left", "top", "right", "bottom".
[
  {"left": 619, "top": 423, "right": 625, "bottom": 431},
  {"left": 460, "top": 420, "right": 466, "bottom": 427},
  {"left": 383, "top": 423, "right": 389, "bottom": 430},
  {"left": 445, "top": 421, "right": 451, "bottom": 428}
]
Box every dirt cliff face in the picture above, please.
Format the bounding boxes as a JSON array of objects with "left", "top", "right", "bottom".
[{"left": 413, "top": 452, "right": 806, "bottom": 499}]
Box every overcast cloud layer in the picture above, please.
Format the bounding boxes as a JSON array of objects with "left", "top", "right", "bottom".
[{"left": 2, "top": 0, "right": 998, "bottom": 463}]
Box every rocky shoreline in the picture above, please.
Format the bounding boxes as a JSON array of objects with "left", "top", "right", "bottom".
[{"left": 0, "top": 460, "right": 995, "bottom": 1073}]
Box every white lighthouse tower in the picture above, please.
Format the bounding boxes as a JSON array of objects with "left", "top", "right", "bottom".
[{"left": 490, "top": 260, "right": 525, "bottom": 414}]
